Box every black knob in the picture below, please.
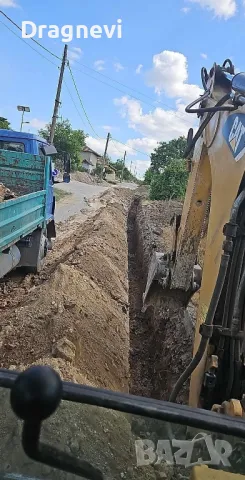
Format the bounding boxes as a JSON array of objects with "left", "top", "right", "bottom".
[{"left": 10, "top": 365, "right": 62, "bottom": 421}]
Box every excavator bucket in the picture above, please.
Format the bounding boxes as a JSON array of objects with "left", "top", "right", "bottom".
[{"left": 142, "top": 251, "right": 171, "bottom": 308}]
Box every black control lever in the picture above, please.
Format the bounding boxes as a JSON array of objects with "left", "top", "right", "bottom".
[{"left": 10, "top": 365, "right": 103, "bottom": 480}]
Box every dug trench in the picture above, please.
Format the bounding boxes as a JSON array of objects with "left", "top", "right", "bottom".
[
  {"left": 127, "top": 195, "right": 195, "bottom": 404},
  {"left": 0, "top": 187, "right": 196, "bottom": 480}
]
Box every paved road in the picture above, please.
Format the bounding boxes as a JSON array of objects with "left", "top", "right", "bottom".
[{"left": 54, "top": 180, "right": 109, "bottom": 222}]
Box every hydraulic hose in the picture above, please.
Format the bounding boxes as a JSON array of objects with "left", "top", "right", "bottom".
[
  {"left": 169, "top": 189, "right": 245, "bottom": 403},
  {"left": 184, "top": 94, "right": 236, "bottom": 158},
  {"left": 231, "top": 258, "right": 245, "bottom": 335},
  {"left": 169, "top": 253, "right": 230, "bottom": 403},
  {"left": 226, "top": 266, "right": 245, "bottom": 398},
  {"left": 230, "top": 190, "right": 245, "bottom": 223}
]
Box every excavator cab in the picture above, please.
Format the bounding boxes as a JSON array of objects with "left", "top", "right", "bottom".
[
  {"left": 3, "top": 58, "right": 245, "bottom": 480},
  {"left": 0, "top": 365, "right": 245, "bottom": 480}
]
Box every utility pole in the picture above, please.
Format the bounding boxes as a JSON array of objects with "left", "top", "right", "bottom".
[
  {"left": 103, "top": 132, "right": 110, "bottom": 163},
  {"left": 121, "top": 151, "right": 126, "bottom": 182},
  {"left": 49, "top": 44, "right": 68, "bottom": 144},
  {"left": 101, "top": 132, "right": 110, "bottom": 180}
]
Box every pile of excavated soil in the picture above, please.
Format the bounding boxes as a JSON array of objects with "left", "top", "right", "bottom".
[
  {"left": 0, "top": 188, "right": 132, "bottom": 392},
  {"left": 0, "top": 187, "right": 175, "bottom": 480},
  {"left": 0, "top": 183, "right": 16, "bottom": 202},
  {"left": 72, "top": 171, "right": 108, "bottom": 185}
]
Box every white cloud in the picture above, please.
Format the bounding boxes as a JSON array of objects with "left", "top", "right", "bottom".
[
  {"left": 146, "top": 50, "right": 202, "bottom": 102},
  {"left": 181, "top": 7, "right": 191, "bottom": 12},
  {"left": 136, "top": 64, "right": 143, "bottom": 74},
  {"left": 114, "top": 62, "right": 124, "bottom": 72},
  {"left": 29, "top": 118, "right": 47, "bottom": 130},
  {"left": 114, "top": 96, "right": 197, "bottom": 144},
  {"left": 94, "top": 60, "right": 105, "bottom": 71},
  {"left": 86, "top": 136, "right": 135, "bottom": 157},
  {"left": 201, "top": 53, "right": 208, "bottom": 59},
  {"left": 86, "top": 50, "right": 201, "bottom": 179},
  {"left": 68, "top": 47, "right": 83, "bottom": 64},
  {"left": 102, "top": 125, "right": 119, "bottom": 132},
  {"left": 187, "top": 0, "right": 236, "bottom": 19},
  {"left": 130, "top": 159, "right": 151, "bottom": 178},
  {"left": 0, "top": 0, "right": 18, "bottom": 6},
  {"left": 127, "top": 137, "right": 158, "bottom": 155}
]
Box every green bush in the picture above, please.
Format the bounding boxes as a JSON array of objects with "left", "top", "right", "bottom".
[{"left": 150, "top": 158, "right": 189, "bottom": 201}]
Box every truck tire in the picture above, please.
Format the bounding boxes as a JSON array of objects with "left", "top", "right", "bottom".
[
  {"left": 18, "top": 230, "right": 47, "bottom": 275},
  {"left": 26, "top": 234, "right": 47, "bottom": 274}
]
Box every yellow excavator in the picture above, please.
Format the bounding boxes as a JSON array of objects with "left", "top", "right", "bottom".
[{"left": 2, "top": 58, "right": 245, "bottom": 480}]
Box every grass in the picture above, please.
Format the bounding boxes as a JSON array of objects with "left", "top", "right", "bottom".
[{"left": 54, "top": 188, "right": 72, "bottom": 202}]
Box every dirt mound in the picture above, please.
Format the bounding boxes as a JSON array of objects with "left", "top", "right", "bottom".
[
  {"left": 0, "top": 188, "right": 132, "bottom": 392},
  {"left": 0, "top": 183, "right": 16, "bottom": 202},
  {"left": 72, "top": 171, "right": 108, "bottom": 185}
]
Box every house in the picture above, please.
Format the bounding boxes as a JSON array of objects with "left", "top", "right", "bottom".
[{"left": 80, "top": 146, "right": 102, "bottom": 173}]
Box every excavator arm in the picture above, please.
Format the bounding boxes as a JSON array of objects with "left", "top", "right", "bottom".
[{"left": 143, "top": 59, "right": 245, "bottom": 414}]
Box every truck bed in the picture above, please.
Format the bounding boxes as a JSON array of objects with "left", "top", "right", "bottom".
[
  {"left": 0, "top": 150, "right": 46, "bottom": 196},
  {"left": 0, "top": 150, "right": 47, "bottom": 253}
]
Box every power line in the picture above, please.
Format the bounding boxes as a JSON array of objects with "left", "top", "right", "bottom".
[
  {"left": 0, "top": 10, "right": 62, "bottom": 61},
  {"left": 70, "top": 62, "right": 196, "bottom": 127},
  {"left": 111, "top": 137, "right": 151, "bottom": 158},
  {"left": 110, "top": 138, "right": 126, "bottom": 156},
  {"left": 0, "top": 20, "right": 59, "bottom": 67},
  {"left": 71, "top": 64, "right": 195, "bottom": 128},
  {"left": 68, "top": 63, "right": 101, "bottom": 138},
  {"left": 68, "top": 65, "right": 151, "bottom": 158},
  {"left": 63, "top": 78, "right": 88, "bottom": 129},
  {"left": 1, "top": 11, "right": 152, "bottom": 159},
  {"left": 1, "top": 9, "right": 195, "bottom": 128}
]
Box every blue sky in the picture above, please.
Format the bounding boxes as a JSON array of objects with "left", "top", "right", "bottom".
[{"left": 0, "top": 0, "right": 243, "bottom": 176}]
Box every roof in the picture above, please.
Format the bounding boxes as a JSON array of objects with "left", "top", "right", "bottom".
[
  {"left": 105, "top": 165, "right": 116, "bottom": 172},
  {"left": 0, "top": 129, "right": 49, "bottom": 144},
  {"left": 82, "top": 158, "right": 94, "bottom": 166},
  {"left": 82, "top": 146, "right": 102, "bottom": 158}
]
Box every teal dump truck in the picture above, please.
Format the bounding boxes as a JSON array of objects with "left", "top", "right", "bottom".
[{"left": 0, "top": 129, "right": 70, "bottom": 278}]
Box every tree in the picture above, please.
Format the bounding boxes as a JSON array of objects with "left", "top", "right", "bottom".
[
  {"left": 109, "top": 158, "right": 138, "bottom": 182},
  {"left": 150, "top": 137, "right": 187, "bottom": 173},
  {"left": 150, "top": 158, "right": 189, "bottom": 200},
  {"left": 39, "top": 119, "right": 87, "bottom": 171},
  {"left": 143, "top": 168, "right": 154, "bottom": 185},
  {"left": 0, "top": 117, "right": 11, "bottom": 129}
]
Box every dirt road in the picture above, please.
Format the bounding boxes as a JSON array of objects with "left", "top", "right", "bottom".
[
  {"left": 55, "top": 181, "right": 138, "bottom": 223},
  {"left": 55, "top": 180, "right": 109, "bottom": 222}
]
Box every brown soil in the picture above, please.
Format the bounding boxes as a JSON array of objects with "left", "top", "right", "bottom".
[
  {"left": 71, "top": 171, "right": 108, "bottom": 186},
  {"left": 0, "top": 186, "right": 183, "bottom": 480},
  {"left": 0, "top": 188, "right": 132, "bottom": 392},
  {"left": 0, "top": 183, "right": 16, "bottom": 202},
  {"left": 0, "top": 186, "right": 210, "bottom": 480}
]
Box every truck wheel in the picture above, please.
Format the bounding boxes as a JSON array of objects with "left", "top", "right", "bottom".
[{"left": 24, "top": 234, "right": 47, "bottom": 274}]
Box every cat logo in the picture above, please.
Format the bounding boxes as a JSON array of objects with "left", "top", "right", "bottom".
[{"left": 227, "top": 115, "right": 245, "bottom": 161}]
